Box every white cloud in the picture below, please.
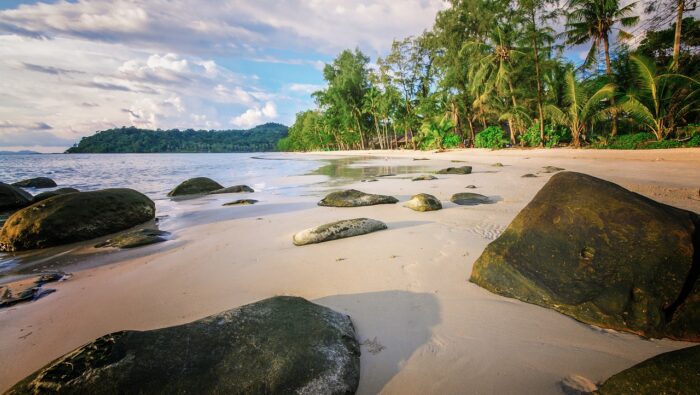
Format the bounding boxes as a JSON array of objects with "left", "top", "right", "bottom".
[
  {"left": 288, "top": 83, "right": 325, "bottom": 95},
  {"left": 230, "top": 101, "right": 278, "bottom": 128}
]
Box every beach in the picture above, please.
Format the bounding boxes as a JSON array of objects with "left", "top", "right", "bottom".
[{"left": 1, "top": 148, "right": 699, "bottom": 394}]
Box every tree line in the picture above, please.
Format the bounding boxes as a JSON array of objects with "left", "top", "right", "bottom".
[
  {"left": 66, "top": 123, "right": 288, "bottom": 153},
  {"left": 278, "top": 0, "right": 700, "bottom": 151}
]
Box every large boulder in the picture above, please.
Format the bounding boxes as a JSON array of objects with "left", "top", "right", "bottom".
[
  {"left": 210, "top": 185, "right": 254, "bottom": 194},
  {"left": 0, "top": 182, "right": 32, "bottom": 211},
  {"left": 7, "top": 296, "right": 360, "bottom": 394},
  {"left": 470, "top": 172, "right": 700, "bottom": 341},
  {"left": 596, "top": 345, "right": 700, "bottom": 394},
  {"left": 437, "top": 166, "right": 472, "bottom": 174},
  {"left": 318, "top": 189, "right": 398, "bottom": 207},
  {"left": 32, "top": 188, "right": 79, "bottom": 203},
  {"left": 12, "top": 177, "right": 57, "bottom": 189},
  {"left": 0, "top": 188, "right": 155, "bottom": 251},
  {"left": 293, "top": 218, "right": 387, "bottom": 246},
  {"left": 404, "top": 193, "right": 442, "bottom": 212},
  {"left": 167, "top": 177, "right": 224, "bottom": 197}
]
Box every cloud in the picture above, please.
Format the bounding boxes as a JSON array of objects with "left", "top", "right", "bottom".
[
  {"left": 288, "top": 83, "right": 325, "bottom": 95},
  {"left": 22, "top": 62, "right": 84, "bottom": 75},
  {"left": 230, "top": 101, "right": 278, "bottom": 128},
  {"left": 0, "top": 121, "right": 73, "bottom": 147}
]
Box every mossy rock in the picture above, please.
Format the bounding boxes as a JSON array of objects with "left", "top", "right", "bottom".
[
  {"left": 522, "top": 173, "right": 538, "bottom": 178},
  {"left": 318, "top": 189, "right": 398, "bottom": 207},
  {"left": 95, "top": 229, "right": 169, "bottom": 249},
  {"left": 541, "top": 166, "right": 565, "bottom": 173},
  {"left": 412, "top": 175, "right": 437, "bottom": 181},
  {"left": 223, "top": 199, "right": 258, "bottom": 206},
  {"left": 209, "top": 185, "right": 254, "bottom": 194},
  {"left": 595, "top": 345, "right": 700, "bottom": 394},
  {"left": 470, "top": 172, "right": 700, "bottom": 341},
  {"left": 32, "top": 188, "right": 79, "bottom": 203},
  {"left": 0, "top": 189, "right": 155, "bottom": 251},
  {"left": 12, "top": 177, "right": 57, "bottom": 189},
  {"left": 6, "top": 296, "right": 360, "bottom": 394},
  {"left": 0, "top": 182, "right": 32, "bottom": 211},
  {"left": 404, "top": 193, "right": 442, "bottom": 212},
  {"left": 293, "top": 218, "right": 387, "bottom": 246},
  {"left": 450, "top": 193, "right": 491, "bottom": 206},
  {"left": 437, "top": 166, "right": 472, "bottom": 174},
  {"left": 167, "top": 177, "right": 224, "bottom": 197}
]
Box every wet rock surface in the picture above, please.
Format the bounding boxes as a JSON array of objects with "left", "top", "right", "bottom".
[
  {"left": 404, "top": 193, "right": 442, "bottom": 212},
  {"left": 168, "top": 177, "right": 224, "bottom": 196},
  {"left": 437, "top": 166, "right": 472, "bottom": 175},
  {"left": 293, "top": 218, "right": 387, "bottom": 246},
  {"left": 318, "top": 189, "right": 398, "bottom": 207},
  {"left": 450, "top": 193, "right": 491, "bottom": 206},
  {"left": 12, "top": 177, "right": 57, "bottom": 189}
]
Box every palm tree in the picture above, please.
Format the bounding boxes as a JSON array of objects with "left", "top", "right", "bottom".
[
  {"left": 619, "top": 54, "right": 700, "bottom": 141},
  {"left": 564, "top": 0, "right": 639, "bottom": 136},
  {"left": 545, "top": 70, "right": 615, "bottom": 146}
]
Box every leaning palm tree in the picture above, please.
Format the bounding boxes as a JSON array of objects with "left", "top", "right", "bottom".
[
  {"left": 545, "top": 70, "right": 615, "bottom": 147},
  {"left": 619, "top": 54, "right": 700, "bottom": 141},
  {"left": 564, "top": 0, "right": 639, "bottom": 136}
]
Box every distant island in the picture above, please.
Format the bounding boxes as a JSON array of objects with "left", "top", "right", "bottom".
[
  {"left": 65, "top": 123, "right": 288, "bottom": 153},
  {"left": 0, "top": 150, "right": 40, "bottom": 155}
]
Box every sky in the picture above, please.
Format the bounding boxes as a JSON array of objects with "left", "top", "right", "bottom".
[{"left": 0, "top": 0, "right": 446, "bottom": 152}]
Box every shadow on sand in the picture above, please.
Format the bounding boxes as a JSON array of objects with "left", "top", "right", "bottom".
[{"left": 315, "top": 290, "right": 441, "bottom": 394}]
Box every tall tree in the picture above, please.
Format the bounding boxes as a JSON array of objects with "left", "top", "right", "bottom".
[{"left": 564, "top": 0, "right": 639, "bottom": 136}]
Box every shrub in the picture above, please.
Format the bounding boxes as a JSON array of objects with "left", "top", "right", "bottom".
[
  {"left": 521, "top": 123, "right": 571, "bottom": 147},
  {"left": 442, "top": 133, "right": 461, "bottom": 148},
  {"left": 605, "top": 133, "right": 656, "bottom": 149},
  {"left": 475, "top": 126, "right": 507, "bottom": 149}
]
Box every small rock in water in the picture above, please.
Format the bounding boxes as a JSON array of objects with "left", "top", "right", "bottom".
[
  {"left": 318, "top": 189, "right": 398, "bottom": 207},
  {"left": 450, "top": 193, "right": 491, "bottom": 206},
  {"left": 522, "top": 173, "right": 538, "bottom": 178},
  {"left": 293, "top": 218, "right": 387, "bottom": 246},
  {"left": 492, "top": 162, "right": 504, "bottom": 167},
  {"left": 437, "top": 166, "right": 472, "bottom": 175},
  {"left": 412, "top": 175, "right": 437, "bottom": 181},
  {"left": 404, "top": 193, "right": 442, "bottom": 212},
  {"left": 223, "top": 199, "right": 258, "bottom": 206},
  {"left": 209, "top": 185, "right": 255, "bottom": 194},
  {"left": 95, "top": 228, "right": 169, "bottom": 249},
  {"left": 12, "top": 177, "right": 57, "bottom": 189},
  {"left": 541, "top": 166, "right": 565, "bottom": 173},
  {"left": 168, "top": 177, "right": 224, "bottom": 196}
]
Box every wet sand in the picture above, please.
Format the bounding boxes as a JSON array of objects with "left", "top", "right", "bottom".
[{"left": 1, "top": 148, "right": 699, "bottom": 394}]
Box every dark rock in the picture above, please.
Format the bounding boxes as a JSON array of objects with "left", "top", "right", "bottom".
[
  {"left": 437, "top": 166, "right": 472, "bottom": 175},
  {"left": 168, "top": 177, "right": 224, "bottom": 196},
  {"left": 7, "top": 296, "right": 361, "bottom": 394},
  {"left": 492, "top": 163, "right": 504, "bottom": 167},
  {"left": 293, "top": 218, "right": 387, "bottom": 246},
  {"left": 0, "top": 188, "right": 155, "bottom": 251},
  {"left": 12, "top": 177, "right": 57, "bottom": 189},
  {"left": 413, "top": 158, "right": 430, "bottom": 161},
  {"left": 32, "top": 188, "right": 79, "bottom": 203},
  {"left": 0, "top": 182, "right": 32, "bottom": 211},
  {"left": 209, "top": 185, "right": 254, "bottom": 194},
  {"left": 465, "top": 185, "right": 478, "bottom": 189},
  {"left": 318, "top": 189, "right": 398, "bottom": 207},
  {"left": 470, "top": 172, "right": 700, "bottom": 341},
  {"left": 412, "top": 175, "right": 437, "bottom": 181},
  {"left": 1, "top": 272, "right": 66, "bottom": 308},
  {"left": 95, "top": 229, "right": 169, "bottom": 249},
  {"left": 404, "top": 194, "right": 442, "bottom": 212},
  {"left": 522, "top": 173, "right": 538, "bottom": 178},
  {"left": 450, "top": 193, "right": 491, "bottom": 206},
  {"left": 223, "top": 199, "right": 258, "bottom": 206},
  {"left": 361, "top": 179, "right": 378, "bottom": 183},
  {"left": 541, "top": 166, "right": 565, "bottom": 173},
  {"left": 595, "top": 345, "right": 700, "bottom": 394}
]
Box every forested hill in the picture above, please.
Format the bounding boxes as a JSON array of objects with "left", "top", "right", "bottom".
[{"left": 65, "top": 123, "right": 288, "bottom": 153}]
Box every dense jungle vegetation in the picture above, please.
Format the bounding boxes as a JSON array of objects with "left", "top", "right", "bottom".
[{"left": 278, "top": 0, "right": 700, "bottom": 151}]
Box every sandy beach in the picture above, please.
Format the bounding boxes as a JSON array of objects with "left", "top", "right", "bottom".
[{"left": 1, "top": 148, "right": 699, "bottom": 394}]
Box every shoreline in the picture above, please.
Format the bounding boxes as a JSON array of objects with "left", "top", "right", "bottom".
[{"left": 1, "top": 148, "right": 699, "bottom": 393}]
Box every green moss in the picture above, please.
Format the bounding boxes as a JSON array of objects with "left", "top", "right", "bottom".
[{"left": 167, "top": 177, "right": 224, "bottom": 196}]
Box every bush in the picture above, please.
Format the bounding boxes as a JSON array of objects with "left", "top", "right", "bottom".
[
  {"left": 603, "top": 133, "right": 656, "bottom": 149},
  {"left": 521, "top": 123, "right": 571, "bottom": 147},
  {"left": 475, "top": 126, "right": 507, "bottom": 149},
  {"left": 442, "top": 133, "right": 461, "bottom": 148}
]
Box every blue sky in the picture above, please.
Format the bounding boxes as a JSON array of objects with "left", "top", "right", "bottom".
[{"left": 0, "top": 0, "right": 445, "bottom": 151}]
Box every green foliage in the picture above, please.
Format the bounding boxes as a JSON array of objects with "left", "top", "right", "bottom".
[
  {"left": 521, "top": 123, "right": 571, "bottom": 147},
  {"left": 443, "top": 133, "right": 461, "bottom": 148},
  {"left": 417, "top": 117, "right": 456, "bottom": 150},
  {"left": 66, "top": 123, "right": 288, "bottom": 153},
  {"left": 475, "top": 126, "right": 507, "bottom": 149}
]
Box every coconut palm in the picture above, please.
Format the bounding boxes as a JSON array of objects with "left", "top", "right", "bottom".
[
  {"left": 619, "top": 54, "right": 700, "bottom": 141},
  {"left": 564, "top": 0, "right": 639, "bottom": 136},
  {"left": 545, "top": 70, "right": 615, "bottom": 147}
]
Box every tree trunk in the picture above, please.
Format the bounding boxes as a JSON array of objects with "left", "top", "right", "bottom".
[
  {"left": 531, "top": 11, "right": 546, "bottom": 147},
  {"left": 507, "top": 79, "right": 519, "bottom": 144},
  {"left": 673, "top": 0, "right": 685, "bottom": 71},
  {"left": 603, "top": 34, "right": 618, "bottom": 137},
  {"left": 467, "top": 117, "right": 475, "bottom": 147}
]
